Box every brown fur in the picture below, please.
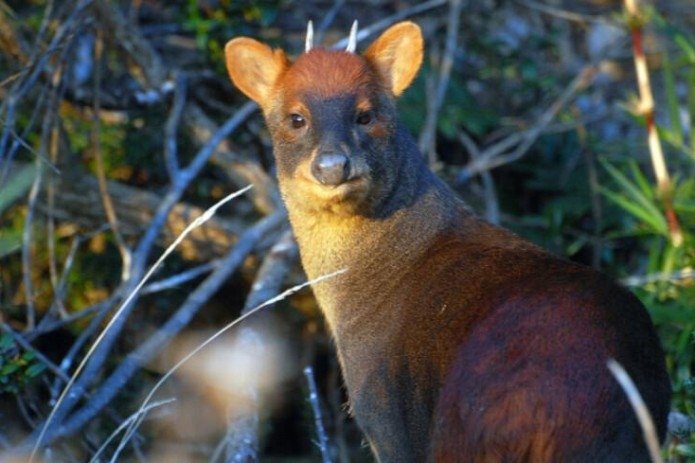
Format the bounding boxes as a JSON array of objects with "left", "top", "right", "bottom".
[{"left": 225, "top": 22, "right": 671, "bottom": 463}]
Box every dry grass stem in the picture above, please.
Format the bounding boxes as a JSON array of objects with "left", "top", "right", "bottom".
[
  {"left": 110, "top": 268, "right": 348, "bottom": 461},
  {"left": 607, "top": 359, "right": 664, "bottom": 463},
  {"left": 29, "top": 185, "right": 252, "bottom": 463}
]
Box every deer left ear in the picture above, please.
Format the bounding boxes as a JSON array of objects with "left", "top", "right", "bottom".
[
  {"left": 364, "top": 22, "right": 423, "bottom": 97},
  {"left": 225, "top": 37, "right": 289, "bottom": 108}
]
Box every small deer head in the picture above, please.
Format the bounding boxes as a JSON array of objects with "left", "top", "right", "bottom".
[{"left": 225, "top": 22, "right": 423, "bottom": 216}]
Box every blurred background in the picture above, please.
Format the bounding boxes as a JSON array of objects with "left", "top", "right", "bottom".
[{"left": 0, "top": 0, "right": 693, "bottom": 461}]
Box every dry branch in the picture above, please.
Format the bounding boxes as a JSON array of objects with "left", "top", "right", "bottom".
[
  {"left": 183, "top": 103, "right": 280, "bottom": 215},
  {"left": 34, "top": 165, "right": 246, "bottom": 261}
]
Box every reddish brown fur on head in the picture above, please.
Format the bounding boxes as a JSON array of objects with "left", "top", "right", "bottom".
[
  {"left": 224, "top": 21, "right": 424, "bottom": 112},
  {"left": 283, "top": 49, "right": 376, "bottom": 101}
]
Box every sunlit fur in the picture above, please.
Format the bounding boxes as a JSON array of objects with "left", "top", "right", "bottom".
[{"left": 225, "top": 22, "right": 671, "bottom": 463}]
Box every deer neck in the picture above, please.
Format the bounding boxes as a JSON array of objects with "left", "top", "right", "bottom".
[{"left": 287, "top": 164, "right": 467, "bottom": 333}]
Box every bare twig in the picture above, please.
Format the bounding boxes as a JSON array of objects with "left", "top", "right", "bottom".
[
  {"left": 304, "top": 366, "right": 332, "bottom": 463},
  {"left": 458, "top": 131, "right": 499, "bottom": 224},
  {"left": 0, "top": 0, "right": 92, "bottom": 177},
  {"left": 92, "top": 0, "right": 165, "bottom": 88},
  {"left": 419, "top": 0, "right": 463, "bottom": 166},
  {"left": 21, "top": 156, "right": 42, "bottom": 330},
  {"left": 164, "top": 73, "right": 186, "bottom": 178},
  {"left": 315, "top": 0, "right": 347, "bottom": 43},
  {"left": 46, "top": 109, "right": 68, "bottom": 320},
  {"left": 183, "top": 103, "right": 279, "bottom": 215},
  {"left": 140, "top": 261, "right": 218, "bottom": 295},
  {"left": 89, "top": 398, "right": 176, "bottom": 463},
  {"left": 516, "top": 0, "right": 603, "bottom": 23},
  {"left": 31, "top": 161, "right": 246, "bottom": 261},
  {"left": 331, "top": 0, "right": 447, "bottom": 49},
  {"left": 91, "top": 27, "right": 132, "bottom": 281},
  {"left": 461, "top": 66, "right": 597, "bottom": 179}
]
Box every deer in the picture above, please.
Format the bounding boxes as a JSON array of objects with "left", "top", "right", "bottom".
[{"left": 224, "top": 20, "right": 671, "bottom": 462}]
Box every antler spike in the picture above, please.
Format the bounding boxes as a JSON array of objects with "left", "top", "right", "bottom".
[
  {"left": 346, "top": 20, "right": 358, "bottom": 53},
  {"left": 305, "top": 20, "right": 314, "bottom": 53}
]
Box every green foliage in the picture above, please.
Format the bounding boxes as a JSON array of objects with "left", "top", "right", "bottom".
[
  {"left": 182, "top": 0, "right": 280, "bottom": 68},
  {"left": 0, "top": 163, "right": 36, "bottom": 258},
  {"left": 599, "top": 15, "right": 695, "bottom": 457},
  {"left": 0, "top": 332, "right": 47, "bottom": 394}
]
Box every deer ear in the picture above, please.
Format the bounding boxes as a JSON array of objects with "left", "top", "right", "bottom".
[
  {"left": 364, "top": 22, "right": 423, "bottom": 96},
  {"left": 225, "top": 38, "right": 288, "bottom": 107}
]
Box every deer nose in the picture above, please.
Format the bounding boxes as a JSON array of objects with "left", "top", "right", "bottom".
[{"left": 311, "top": 153, "right": 350, "bottom": 186}]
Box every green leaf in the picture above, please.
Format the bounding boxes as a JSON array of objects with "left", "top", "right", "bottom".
[
  {"left": 0, "top": 228, "right": 23, "bottom": 259},
  {"left": 600, "top": 160, "right": 667, "bottom": 234},
  {"left": 0, "top": 334, "right": 13, "bottom": 350},
  {"left": 675, "top": 444, "right": 695, "bottom": 457},
  {"left": 1, "top": 363, "right": 19, "bottom": 376},
  {"left": 0, "top": 163, "right": 36, "bottom": 213},
  {"left": 627, "top": 160, "right": 655, "bottom": 200},
  {"left": 25, "top": 362, "right": 46, "bottom": 378},
  {"left": 600, "top": 188, "right": 667, "bottom": 234}
]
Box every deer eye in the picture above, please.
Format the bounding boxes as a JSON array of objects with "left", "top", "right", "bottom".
[
  {"left": 356, "top": 111, "right": 373, "bottom": 125},
  {"left": 290, "top": 113, "right": 306, "bottom": 129}
]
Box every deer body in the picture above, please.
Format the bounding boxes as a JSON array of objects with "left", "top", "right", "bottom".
[{"left": 225, "top": 22, "right": 671, "bottom": 462}]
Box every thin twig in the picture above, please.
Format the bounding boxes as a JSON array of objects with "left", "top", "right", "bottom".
[
  {"left": 164, "top": 73, "right": 186, "bottom": 178},
  {"left": 21, "top": 156, "right": 42, "bottom": 331},
  {"left": 304, "top": 366, "right": 332, "bottom": 463},
  {"left": 461, "top": 66, "right": 597, "bottom": 178},
  {"left": 331, "top": 0, "right": 447, "bottom": 49},
  {"left": 88, "top": 398, "right": 176, "bottom": 463},
  {"left": 419, "top": 0, "right": 463, "bottom": 166},
  {"left": 458, "top": 131, "right": 499, "bottom": 224},
  {"left": 140, "top": 261, "right": 218, "bottom": 295},
  {"left": 516, "top": 0, "right": 603, "bottom": 23},
  {"left": 91, "top": 27, "right": 132, "bottom": 281}
]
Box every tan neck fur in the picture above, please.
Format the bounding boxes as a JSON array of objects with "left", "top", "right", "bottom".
[{"left": 286, "top": 180, "right": 467, "bottom": 331}]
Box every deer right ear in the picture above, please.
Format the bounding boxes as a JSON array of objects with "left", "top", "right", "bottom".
[
  {"left": 364, "top": 22, "right": 423, "bottom": 97},
  {"left": 225, "top": 38, "right": 288, "bottom": 107}
]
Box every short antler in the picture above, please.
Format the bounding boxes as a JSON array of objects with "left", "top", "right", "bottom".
[
  {"left": 346, "top": 20, "right": 358, "bottom": 53},
  {"left": 305, "top": 20, "right": 314, "bottom": 53}
]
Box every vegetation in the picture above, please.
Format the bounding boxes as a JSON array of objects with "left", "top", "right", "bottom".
[{"left": 0, "top": 0, "right": 692, "bottom": 461}]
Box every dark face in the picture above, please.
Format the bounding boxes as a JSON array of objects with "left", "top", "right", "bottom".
[{"left": 265, "top": 49, "right": 399, "bottom": 216}]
